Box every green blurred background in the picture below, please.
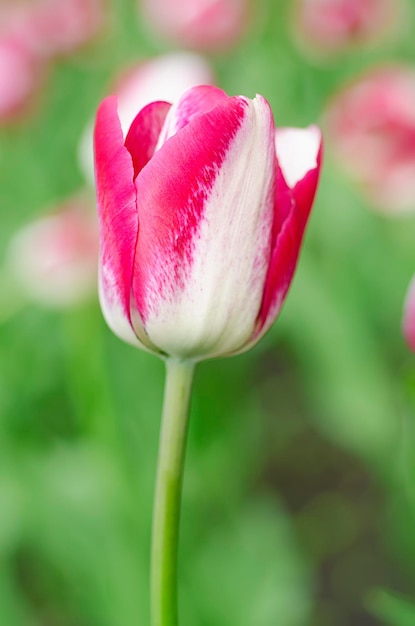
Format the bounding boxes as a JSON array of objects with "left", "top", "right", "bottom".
[{"left": 1, "top": 1, "right": 415, "bottom": 624}]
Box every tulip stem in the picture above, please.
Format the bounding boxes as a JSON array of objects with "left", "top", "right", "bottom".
[{"left": 151, "top": 358, "right": 195, "bottom": 626}]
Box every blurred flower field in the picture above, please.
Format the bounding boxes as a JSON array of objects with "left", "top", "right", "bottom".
[{"left": 1, "top": 1, "right": 415, "bottom": 625}]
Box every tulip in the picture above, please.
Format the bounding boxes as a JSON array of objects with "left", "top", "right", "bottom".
[
  {"left": 138, "top": 0, "right": 250, "bottom": 51},
  {"left": 93, "top": 84, "right": 322, "bottom": 626},
  {"left": 403, "top": 276, "right": 415, "bottom": 352},
  {"left": 324, "top": 65, "right": 415, "bottom": 214},
  {"left": 94, "top": 85, "right": 322, "bottom": 361}
]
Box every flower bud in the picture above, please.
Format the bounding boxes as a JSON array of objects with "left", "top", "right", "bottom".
[{"left": 94, "top": 85, "right": 322, "bottom": 360}]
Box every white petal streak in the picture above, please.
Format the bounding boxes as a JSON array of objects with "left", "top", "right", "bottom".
[
  {"left": 144, "top": 96, "right": 276, "bottom": 358},
  {"left": 275, "top": 125, "right": 321, "bottom": 188}
]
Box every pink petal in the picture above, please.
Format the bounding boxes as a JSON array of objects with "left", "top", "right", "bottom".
[
  {"left": 130, "top": 95, "right": 249, "bottom": 325},
  {"left": 257, "top": 126, "right": 322, "bottom": 334},
  {"left": 94, "top": 95, "right": 140, "bottom": 345},
  {"left": 124, "top": 100, "right": 171, "bottom": 178}
]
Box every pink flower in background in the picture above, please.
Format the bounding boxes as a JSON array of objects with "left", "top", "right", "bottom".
[
  {"left": 111, "top": 53, "right": 214, "bottom": 137},
  {"left": 79, "top": 52, "right": 214, "bottom": 182},
  {"left": 0, "top": 0, "right": 105, "bottom": 122},
  {"left": 0, "top": 35, "right": 45, "bottom": 122},
  {"left": 403, "top": 277, "right": 415, "bottom": 352},
  {"left": 27, "top": 0, "right": 105, "bottom": 57},
  {"left": 139, "top": 0, "right": 249, "bottom": 51},
  {"left": 6, "top": 197, "right": 99, "bottom": 308},
  {"left": 0, "top": 0, "right": 104, "bottom": 59},
  {"left": 94, "top": 85, "right": 322, "bottom": 359},
  {"left": 292, "top": 0, "right": 404, "bottom": 57},
  {"left": 324, "top": 66, "right": 415, "bottom": 214}
]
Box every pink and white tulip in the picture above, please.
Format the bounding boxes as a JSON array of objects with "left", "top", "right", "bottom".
[
  {"left": 292, "top": 0, "right": 405, "bottom": 58},
  {"left": 138, "top": 0, "right": 249, "bottom": 51},
  {"left": 324, "top": 66, "right": 415, "bottom": 214},
  {"left": 94, "top": 85, "right": 322, "bottom": 360},
  {"left": 6, "top": 197, "right": 99, "bottom": 308},
  {"left": 403, "top": 276, "right": 415, "bottom": 352}
]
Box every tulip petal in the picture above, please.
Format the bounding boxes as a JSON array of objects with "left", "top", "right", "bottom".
[
  {"left": 257, "top": 126, "right": 322, "bottom": 335},
  {"left": 94, "top": 95, "right": 141, "bottom": 346},
  {"left": 131, "top": 94, "right": 276, "bottom": 358},
  {"left": 125, "top": 100, "right": 171, "bottom": 178}
]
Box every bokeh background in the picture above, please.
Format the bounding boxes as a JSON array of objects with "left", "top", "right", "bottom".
[{"left": 1, "top": 0, "right": 415, "bottom": 625}]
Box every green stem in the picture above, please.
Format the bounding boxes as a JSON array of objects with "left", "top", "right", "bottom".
[{"left": 151, "top": 358, "right": 195, "bottom": 626}]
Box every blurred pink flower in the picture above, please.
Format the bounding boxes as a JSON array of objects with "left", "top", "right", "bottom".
[
  {"left": 27, "top": 0, "right": 106, "bottom": 57},
  {"left": 292, "top": 0, "right": 405, "bottom": 57},
  {"left": 324, "top": 66, "right": 415, "bottom": 214},
  {"left": 79, "top": 52, "right": 214, "bottom": 182},
  {"left": 6, "top": 197, "right": 99, "bottom": 308},
  {"left": 0, "top": 0, "right": 104, "bottom": 59},
  {"left": 0, "top": 0, "right": 105, "bottom": 122},
  {"left": 403, "top": 276, "right": 415, "bottom": 352},
  {"left": 138, "top": 0, "right": 250, "bottom": 51},
  {"left": 0, "top": 35, "right": 45, "bottom": 122}
]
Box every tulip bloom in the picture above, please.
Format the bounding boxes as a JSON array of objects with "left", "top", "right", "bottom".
[
  {"left": 403, "top": 276, "right": 415, "bottom": 352},
  {"left": 94, "top": 85, "right": 322, "bottom": 361}
]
